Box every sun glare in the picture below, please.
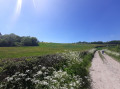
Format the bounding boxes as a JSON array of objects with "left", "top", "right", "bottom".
[
  {"left": 33, "top": 0, "right": 37, "bottom": 8},
  {"left": 15, "top": 0, "right": 22, "bottom": 16},
  {"left": 10, "top": 0, "right": 23, "bottom": 28},
  {"left": 14, "top": 0, "right": 37, "bottom": 18},
  {"left": 12, "top": 0, "right": 38, "bottom": 24}
]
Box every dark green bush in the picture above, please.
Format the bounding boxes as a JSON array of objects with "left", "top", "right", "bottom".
[{"left": 0, "top": 33, "right": 39, "bottom": 47}]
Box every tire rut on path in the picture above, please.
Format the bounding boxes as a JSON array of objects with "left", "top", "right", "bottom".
[{"left": 90, "top": 51, "right": 120, "bottom": 89}]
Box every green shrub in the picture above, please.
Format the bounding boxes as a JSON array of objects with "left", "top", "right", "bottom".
[{"left": 0, "top": 49, "right": 96, "bottom": 89}]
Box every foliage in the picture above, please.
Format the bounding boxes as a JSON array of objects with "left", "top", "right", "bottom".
[
  {"left": 105, "top": 49, "right": 120, "bottom": 62},
  {"left": 0, "top": 33, "right": 39, "bottom": 47},
  {"left": 106, "top": 52, "right": 120, "bottom": 62},
  {"left": 77, "top": 40, "right": 120, "bottom": 45},
  {"left": 105, "top": 40, "right": 120, "bottom": 44},
  {"left": 90, "top": 41, "right": 104, "bottom": 44},
  {"left": 106, "top": 45, "right": 120, "bottom": 53},
  {"left": 0, "top": 49, "right": 96, "bottom": 89}
]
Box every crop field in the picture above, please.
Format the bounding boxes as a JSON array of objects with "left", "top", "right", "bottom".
[{"left": 0, "top": 43, "right": 96, "bottom": 59}]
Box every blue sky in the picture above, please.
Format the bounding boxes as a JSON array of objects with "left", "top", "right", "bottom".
[{"left": 0, "top": 0, "right": 120, "bottom": 43}]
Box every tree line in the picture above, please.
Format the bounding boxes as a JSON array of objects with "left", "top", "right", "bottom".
[
  {"left": 0, "top": 33, "right": 39, "bottom": 47},
  {"left": 77, "top": 40, "right": 120, "bottom": 44}
]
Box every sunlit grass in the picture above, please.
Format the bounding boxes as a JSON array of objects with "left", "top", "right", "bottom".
[{"left": 0, "top": 43, "right": 96, "bottom": 59}]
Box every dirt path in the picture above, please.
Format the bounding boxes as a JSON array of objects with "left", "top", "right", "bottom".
[{"left": 90, "top": 51, "right": 120, "bottom": 89}]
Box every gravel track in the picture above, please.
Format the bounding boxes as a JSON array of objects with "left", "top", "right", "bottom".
[{"left": 90, "top": 51, "right": 120, "bottom": 89}]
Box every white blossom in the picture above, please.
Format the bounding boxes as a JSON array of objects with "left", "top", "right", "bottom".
[{"left": 37, "top": 71, "right": 42, "bottom": 75}]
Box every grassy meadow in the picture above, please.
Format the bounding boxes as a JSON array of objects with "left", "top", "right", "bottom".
[{"left": 0, "top": 43, "right": 96, "bottom": 59}]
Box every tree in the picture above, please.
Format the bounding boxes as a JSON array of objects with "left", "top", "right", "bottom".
[
  {"left": 0, "top": 33, "right": 39, "bottom": 47},
  {"left": 0, "top": 33, "right": 2, "bottom": 36},
  {"left": 31, "top": 37, "right": 39, "bottom": 46},
  {"left": 2, "top": 33, "right": 20, "bottom": 46},
  {"left": 91, "top": 41, "right": 103, "bottom": 44},
  {"left": 0, "top": 39, "right": 9, "bottom": 47}
]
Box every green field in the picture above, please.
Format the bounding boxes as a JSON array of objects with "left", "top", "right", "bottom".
[{"left": 0, "top": 43, "right": 96, "bottom": 59}]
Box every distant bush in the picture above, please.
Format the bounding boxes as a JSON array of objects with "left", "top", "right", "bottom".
[
  {"left": 105, "top": 40, "right": 120, "bottom": 44},
  {"left": 0, "top": 33, "right": 39, "bottom": 47},
  {"left": 76, "top": 40, "right": 120, "bottom": 44}
]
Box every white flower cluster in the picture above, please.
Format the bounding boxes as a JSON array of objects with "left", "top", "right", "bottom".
[
  {"left": 36, "top": 69, "right": 82, "bottom": 89},
  {"left": 62, "top": 51, "right": 83, "bottom": 64},
  {"left": 1, "top": 66, "right": 83, "bottom": 89},
  {"left": 88, "top": 48, "right": 96, "bottom": 54},
  {"left": 104, "top": 49, "right": 120, "bottom": 56}
]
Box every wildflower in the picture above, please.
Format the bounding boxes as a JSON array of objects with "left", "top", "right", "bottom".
[
  {"left": 42, "top": 81, "right": 48, "bottom": 85},
  {"left": 19, "top": 73, "right": 27, "bottom": 77},
  {"left": 42, "top": 66, "right": 46, "bottom": 70},
  {"left": 38, "top": 65, "right": 41, "bottom": 67},
  {"left": 31, "top": 79, "right": 40, "bottom": 84},
  {"left": 34, "top": 80, "right": 40, "bottom": 84},
  {"left": 15, "top": 72, "right": 20, "bottom": 75},
  {"left": 44, "top": 76, "right": 51, "bottom": 80},
  {"left": 15, "top": 78, "right": 21, "bottom": 81},
  {"left": 26, "top": 70, "right": 30, "bottom": 73},
  {"left": 37, "top": 71, "right": 42, "bottom": 75},
  {"left": 69, "top": 83, "right": 73, "bottom": 86},
  {"left": 33, "top": 74, "right": 37, "bottom": 77},
  {"left": 12, "top": 74, "right": 17, "bottom": 78},
  {"left": 44, "top": 72, "right": 48, "bottom": 75},
  {"left": 73, "top": 82, "right": 76, "bottom": 86},
  {"left": 6, "top": 77, "right": 13, "bottom": 82},
  {"left": 76, "top": 80, "right": 79, "bottom": 84},
  {"left": 52, "top": 80, "right": 57, "bottom": 83},
  {"left": 25, "top": 78, "right": 31, "bottom": 81}
]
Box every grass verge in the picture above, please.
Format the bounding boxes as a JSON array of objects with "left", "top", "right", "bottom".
[
  {"left": 105, "top": 52, "right": 120, "bottom": 62},
  {"left": 98, "top": 51, "right": 106, "bottom": 62}
]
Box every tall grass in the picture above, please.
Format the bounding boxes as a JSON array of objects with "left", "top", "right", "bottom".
[
  {"left": 0, "top": 43, "right": 96, "bottom": 59},
  {"left": 106, "top": 45, "right": 120, "bottom": 53},
  {"left": 105, "top": 49, "right": 120, "bottom": 62}
]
